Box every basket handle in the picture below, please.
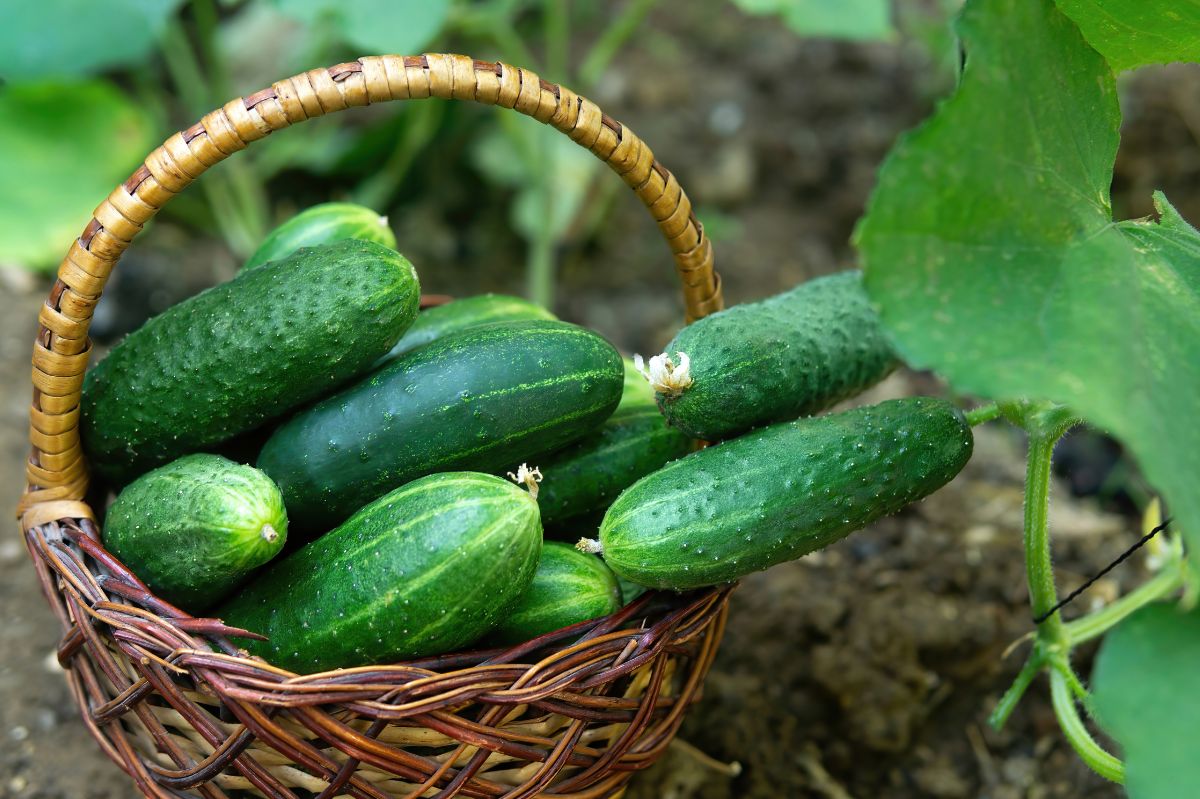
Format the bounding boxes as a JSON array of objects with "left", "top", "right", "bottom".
[{"left": 20, "top": 53, "right": 722, "bottom": 520}]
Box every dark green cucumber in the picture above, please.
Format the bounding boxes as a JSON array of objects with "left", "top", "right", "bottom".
[
  {"left": 82, "top": 240, "right": 419, "bottom": 484},
  {"left": 103, "top": 454, "right": 287, "bottom": 611},
  {"left": 220, "top": 472, "right": 541, "bottom": 672},
  {"left": 488, "top": 542, "right": 621, "bottom": 644},
  {"left": 657, "top": 270, "right": 897, "bottom": 440},
  {"left": 383, "top": 294, "right": 556, "bottom": 362},
  {"left": 616, "top": 574, "right": 650, "bottom": 605},
  {"left": 257, "top": 320, "right": 624, "bottom": 532},
  {"left": 534, "top": 359, "right": 692, "bottom": 527},
  {"left": 242, "top": 202, "right": 396, "bottom": 271},
  {"left": 598, "top": 397, "right": 973, "bottom": 589}
]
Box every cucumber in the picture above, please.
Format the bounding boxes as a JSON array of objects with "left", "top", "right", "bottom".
[
  {"left": 220, "top": 472, "right": 541, "bottom": 672},
  {"left": 617, "top": 574, "right": 650, "bottom": 605},
  {"left": 257, "top": 320, "right": 624, "bottom": 532},
  {"left": 82, "top": 240, "right": 419, "bottom": 484},
  {"left": 242, "top": 202, "right": 396, "bottom": 271},
  {"left": 384, "top": 294, "right": 556, "bottom": 362},
  {"left": 102, "top": 454, "right": 287, "bottom": 612},
  {"left": 534, "top": 359, "right": 692, "bottom": 527},
  {"left": 598, "top": 397, "right": 973, "bottom": 590},
  {"left": 654, "top": 270, "right": 897, "bottom": 441},
  {"left": 488, "top": 542, "right": 621, "bottom": 645}
]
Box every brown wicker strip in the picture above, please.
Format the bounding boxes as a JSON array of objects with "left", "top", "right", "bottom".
[{"left": 18, "top": 54, "right": 731, "bottom": 798}]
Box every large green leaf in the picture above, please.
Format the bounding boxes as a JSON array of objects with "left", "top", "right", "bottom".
[
  {"left": 731, "top": 0, "right": 894, "bottom": 41},
  {"left": 0, "top": 81, "right": 156, "bottom": 270},
  {"left": 0, "top": 0, "right": 184, "bottom": 80},
  {"left": 1092, "top": 604, "right": 1200, "bottom": 797},
  {"left": 273, "top": 0, "right": 450, "bottom": 55},
  {"left": 855, "top": 0, "right": 1200, "bottom": 554},
  {"left": 1055, "top": 0, "right": 1200, "bottom": 71}
]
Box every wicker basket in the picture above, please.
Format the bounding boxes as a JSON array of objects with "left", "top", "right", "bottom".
[{"left": 17, "top": 54, "right": 732, "bottom": 798}]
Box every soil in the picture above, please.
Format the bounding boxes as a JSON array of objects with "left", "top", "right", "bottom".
[{"left": 2, "top": 3, "right": 1194, "bottom": 797}]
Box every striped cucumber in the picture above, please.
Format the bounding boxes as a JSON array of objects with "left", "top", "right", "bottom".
[
  {"left": 220, "top": 472, "right": 541, "bottom": 672},
  {"left": 597, "top": 397, "right": 973, "bottom": 589},
  {"left": 649, "top": 270, "right": 897, "bottom": 440},
  {"left": 102, "top": 454, "right": 287, "bottom": 611},
  {"left": 82, "top": 240, "right": 419, "bottom": 484},
  {"left": 383, "top": 294, "right": 556, "bottom": 362},
  {"left": 242, "top": 202, "right": 396, "bottom": 271},
  {"left": 488, "top": 542, "right": 622, "bottom": 644},
  {"left": 534, "top": 359, "right": 692, "bottom": 527},
  {"left": 257, "top": 320, "right": 624, "bottom": 532}
]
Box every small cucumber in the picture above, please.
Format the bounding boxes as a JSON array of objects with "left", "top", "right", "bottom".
[
  {"left": 384, "top": 294, "right": 556, "bottom": 362},
  {"left": 102, "top": 454, "right": 287, "bottom": 611},
  {"left": 488, "top": 542, "right": 622, "bottom": 644},
  {"left": 258, "top": 320, "right": 624, "bottom": 532},
  {"left": 82, "top": 240, "right": 419, "bottom": 484},
  {"left": 598, "top": 397, "right": 973, "bottom": 589},
  {"left": 242, "top": 202, "right": 396, "bottom": 271},
  {"left": 220, "top": 472, "right": 541, "bottom": 672},
  {"left": 655, "top": 270, "right": 897, "bottom": 440},
  {"left": 534, "top": 359, "right": 692, "bottom": 527}
]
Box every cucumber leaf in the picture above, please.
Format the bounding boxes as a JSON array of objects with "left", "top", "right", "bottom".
[
  {"left": 855, "top": 0, "right": 1200, "bottom": 556},
  {"left": 1054, "top": 0, "right": 1200, "bottom": 71},
  {"left": 272, "top": 0, "right": 450, "bottom": 56},
  {"left": 1092, "top": 604, "right": 1200, "bottom": 798},
  {"left": 0, "top": 81, "right": 156, "bottom": 271},
  {"left": 730, "top": 0, "right": 894, "bottom": 42},
  {"left": 0, "top": 0, "right": 184, "bottom": 80}
]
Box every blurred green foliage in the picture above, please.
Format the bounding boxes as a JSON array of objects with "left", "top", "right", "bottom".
[
  {"left": 0, "top": 81, "right": 156, "bottom": 268},
  {"left": 0, "top": 0, "right": 959, "bottom": 309}
]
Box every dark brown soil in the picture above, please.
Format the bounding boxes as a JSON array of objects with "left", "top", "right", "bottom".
[{"left": 3, "top": 3, "right": 1193, "bottom": 796}]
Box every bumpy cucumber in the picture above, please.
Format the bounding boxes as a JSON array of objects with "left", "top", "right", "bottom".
[
  {"left": 103, "top": 454, "right": 287, "bottom": 611},
  {"left": 488, "top": 542, "right": 622, "bottom": 644},
  {"left": 534, "top": 359, "right": 692, "bottom": 527},
  {"left": 656, "top": 270, "right": 897, "bottom": 440},
  {"left": 242, "top": 202, "right": 396, "bottom": 271},
  {"left": 257, "top": 320, "right": 624, "bottom": 532},
  {"left": 220, "top": 472, "right": 541, "bottom": 672},
  {"left": 598, "top": 397, "right": 973, "bottom": 589},
  {"left": 82, "top": 240, "right": 419, "bottom": 484},
  {"left": 384, "top": 294, "right": 556, "bottom": 362}
]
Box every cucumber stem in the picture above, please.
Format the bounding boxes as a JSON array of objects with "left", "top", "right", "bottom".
[
  {"left": 576, "top": 538, "right": 604, "bottom": 555},
  {"left": 261, "top": 524, "right": 279, "bottom": 543},
  {"left": 965, "top": 402, "right": 1001, "bottom": 426}
]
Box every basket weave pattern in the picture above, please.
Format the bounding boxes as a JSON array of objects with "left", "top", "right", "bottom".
[{"left": 18, "top": 54, "right": 730, "bottom": 798}]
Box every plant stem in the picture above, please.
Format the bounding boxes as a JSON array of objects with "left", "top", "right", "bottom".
[
  {"left": 353, "top": 102, "right": 446, "bottom": 211},
  {"left": 965, "top": 402, "right": 1001, "bottom": 426},
  {"left": 545, "top": 0, "right": 570, "bottom": 80},
  {"left": 580, "top": 0, "right": 661, "bottom": 86},
  {"left": 988, "top": 649, "right": 1043, "bottom": 730},
  {"left": 1064, "top": 564, "right": 1185, "bottom": 646},
  {"left": 1049, "top": 668, "right": 1125, "bottom": 783},
  {"left": 1024, "top": 432, "right": 1066, "bottom": 642}
]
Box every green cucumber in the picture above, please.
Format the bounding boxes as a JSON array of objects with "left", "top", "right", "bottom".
[
  {"left": 384, "top": 294, "right": 556, "bottom": 362},
  {"left": 616, "top": 574, "right": 650, "bottom": 605},
  {"left": 534, "top": 359, "right": 692, "bottom": 527},
  {"left": 220, "top": 472, "right": 541, "bottom": 672},
  {"left": 242, "top": 202, "right": 396, "bottom": 271},
  {"left": 82, "top": 240, "right": 419, "bottom": 484},
  {"left": 654, "top": 270, "right": 897, "bottom": 440},
  {"left": 102, "top": 454, "right": 287, "bottom": 611},
  {"left": 488, "top": 542, "right": 621, "bottom": 644},
  {"left": 257, "top": 320, "right": 624, "bottom": 532},
  {"left": 598, "top": 397, "right": 973, "bottom": 590}
]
